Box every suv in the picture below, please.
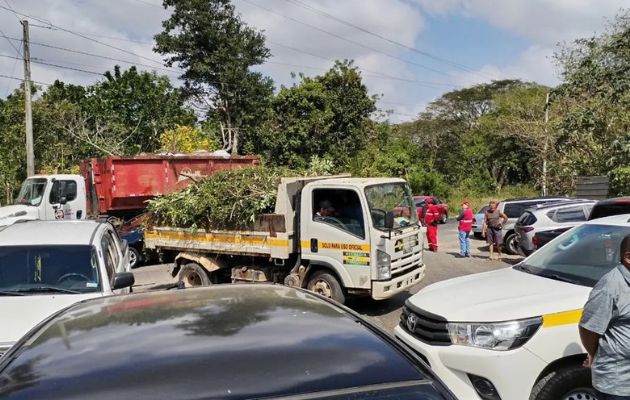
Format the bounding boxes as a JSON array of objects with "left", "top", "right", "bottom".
[
  {"left": 396, "top": 214, "right": 630, "bottom": 399},
  {"left": 588, "top": 197, "right": 630, "bottom": 220},
  {"left": 493, "top": 197, "right": 572, "bottom": 254},
  {"left": 0, "top": 285, "right": 457, "bottom": 400},
  {"left": 515, "top": 200, "right": 595, "bottom": 255},
  {"left": 0, "top": 220, "right": 133, "bottom": 357}
]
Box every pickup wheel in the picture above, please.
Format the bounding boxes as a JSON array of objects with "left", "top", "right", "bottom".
[
  {"left": 178, "top": 262, "right": 211, "bottom": 287},
  {"left": 307, "top": 271, "right": 345, "bottom": 304},
  {"left": 531, "top": 365, "right": 596, "bottom": 400}
]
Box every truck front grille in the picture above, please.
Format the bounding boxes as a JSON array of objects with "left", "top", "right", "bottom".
[{"left": 400, "top": 306, "right": 451, "bottom": 346}]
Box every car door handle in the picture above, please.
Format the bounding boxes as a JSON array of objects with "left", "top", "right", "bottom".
[{"left": 311, "top": 238, "right": 318, "bottom": 253}]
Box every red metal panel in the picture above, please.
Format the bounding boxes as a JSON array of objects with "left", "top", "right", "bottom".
[{"left": 81, "top": 154, "right": 260, "bottom": 215}]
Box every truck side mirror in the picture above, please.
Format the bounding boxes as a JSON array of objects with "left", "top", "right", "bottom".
[
  {"left": 385, "top": 211, "right": 395, "bottom": 231},
  {"left": 112, "top": 272, "right": 135, "bottom": 290},
  {"left": 59, "top": 196, "right": 67, "bottom": 205}
]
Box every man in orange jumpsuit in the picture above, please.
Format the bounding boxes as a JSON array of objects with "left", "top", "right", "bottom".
[{"left": 423, "top": 197, "right": 439, "bottom": 252}]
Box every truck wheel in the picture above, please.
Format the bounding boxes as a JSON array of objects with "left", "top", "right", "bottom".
[
  {"left": 531, "top": 366, "right": 596, "bottom": 400},
  {"left": 504, "top": 232, "right": 519, "bottom": 255},
  {"left": 129, "top": 247, "right": 142, "bottom": 269},
  {"left": 307, "top": 271, "right": 345, "bottom": 304},
  {"left": 178, "top": 262, "right": 211, "bottom": 287}
]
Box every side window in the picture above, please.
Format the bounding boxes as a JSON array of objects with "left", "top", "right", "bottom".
[
  {"left": 555, "top": 206, "right": 587, "bottom": 223},
  {"left": 504, "top": 203, "right": 524, "bottom": 218},
  {"left": 547, "top": 210, "right": 557, "bottom": 222},
  {"left": 312, "top": 189, "right": 365, "bottom": 238},
  {"left": 49, "top": 180, "right": 77, "bottom": 203}
]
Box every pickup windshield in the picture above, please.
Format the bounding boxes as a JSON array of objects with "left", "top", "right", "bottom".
[
  {"left": 0, "top": 245, "right": 101, "bottom": 294},
  {"left": 515, "top": 224, "right": 630, "bottom": 287},
  {"left": 15, "top": 178, "right": 47, "bottom": 206},
  {"left": 365, "top": 182, "right": 417, "bottom": 230}
]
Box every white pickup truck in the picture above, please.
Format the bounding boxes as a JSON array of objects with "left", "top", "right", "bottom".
[
  {"left": 145, "top": 176, "right": 426, "bottom": 304},
  {"left": 0, "top": 220, "right": 133, "bottom": 357}
]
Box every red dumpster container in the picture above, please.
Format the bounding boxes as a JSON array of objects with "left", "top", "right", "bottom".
[{"left": 80, "top": 154, "right": 260, "bottom": 217}]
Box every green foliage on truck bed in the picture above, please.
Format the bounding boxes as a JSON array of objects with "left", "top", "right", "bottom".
[{"left": 146, "top": 166, "right": 295, "bottom": 229}]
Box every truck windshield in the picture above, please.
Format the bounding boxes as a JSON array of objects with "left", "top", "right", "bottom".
[
  {"left": 365, "top": 183, "right": 417, "bottom": 230},
  {"left": 516, "top": 224, "right": 630, "bottom": 287},
  {"left": 15, "top": 178, "right": 47, "bottom": 207},
  {"left": 0, "top": 245, "right": 101, "bottom": 294}
]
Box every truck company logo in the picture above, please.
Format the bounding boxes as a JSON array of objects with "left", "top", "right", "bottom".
[{"left": 342, "top": 251, "right": 370, "bottom": 266}]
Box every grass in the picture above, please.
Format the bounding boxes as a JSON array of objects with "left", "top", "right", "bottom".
[{"left": 446, "top": 185, "right": 539, "bottom": 214}]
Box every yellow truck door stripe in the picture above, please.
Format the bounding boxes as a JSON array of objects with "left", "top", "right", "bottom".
[
  {"left": 542, "top": 309, "right": 583, "bottom": 328},
  {"left": 300, "top": 240, "right": 371, "bottom": 252}
]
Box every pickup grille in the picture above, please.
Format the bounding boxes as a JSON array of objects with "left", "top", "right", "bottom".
[{"left": 400, "top": 306, "right": 451, "bottom": 346}]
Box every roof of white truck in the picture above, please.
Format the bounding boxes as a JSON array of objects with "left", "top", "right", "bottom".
[
  {"left": 309, "top": 177, "right": 407, "bottom": 187},
  {"left": 0, "top": 220, "right": 103, "bottom": 246}
]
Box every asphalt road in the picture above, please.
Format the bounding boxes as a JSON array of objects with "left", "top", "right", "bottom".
[{"left": 132, "top": 219, "right": 523, "bottom": 333}]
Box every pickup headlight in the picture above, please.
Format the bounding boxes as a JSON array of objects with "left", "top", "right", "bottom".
[
  {"left": 447, "top": 316, "right": 542, "bottom": 351},
  {"left": 376, "top": 250, "right": 391, "bottom": 280}
]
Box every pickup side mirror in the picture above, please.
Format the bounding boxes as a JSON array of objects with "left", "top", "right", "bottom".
[
  {"left": 59, "top": 196, "right": 67, "bottom": 205},
  {"left": 385, "top": 211, "right": 395, "bottom": 231},
  {"left": 112, "top": 272, "right": 135, "bottom": 290}
]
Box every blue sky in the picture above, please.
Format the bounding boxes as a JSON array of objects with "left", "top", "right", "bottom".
[{"left": 0, "top": 0, "right": 626, "bottom": 122}]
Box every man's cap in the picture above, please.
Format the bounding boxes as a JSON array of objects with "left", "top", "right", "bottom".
[
  {"left": 319, "top": 200, "right": 334, "bottom": 209},
  {"left": 425, "top": 197, "right": 434, "bottom": 204}
]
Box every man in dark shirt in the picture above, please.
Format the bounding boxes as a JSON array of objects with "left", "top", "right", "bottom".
[{"left": 483, "top": 201, "right": 508, "bottom": 261}]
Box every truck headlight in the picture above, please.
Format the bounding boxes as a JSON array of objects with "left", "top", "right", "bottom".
[
  {"left": 447, "top": 317, "right": 542, "bottom": 351},
  {"left": 376, "top": 250, "right": 391, "bottom": 280}
]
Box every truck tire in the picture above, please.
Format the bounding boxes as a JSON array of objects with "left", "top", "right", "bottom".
[
  {"left": 530, "top": 365, "right": 597, "bottom": 400},
  {"left": 307, "top": 271, "right": 345, "bottom": 304},
  {"left": 178, "top": 262, "right": 211, "bottom": 287}
]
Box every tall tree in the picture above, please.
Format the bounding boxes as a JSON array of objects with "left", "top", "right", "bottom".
[{"left": 154, "top": 0, "right": 274, "bottom": 155}]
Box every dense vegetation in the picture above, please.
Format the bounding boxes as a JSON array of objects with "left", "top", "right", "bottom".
[{"left": 1, "top": 2, "right": 629, "bottom": 209}]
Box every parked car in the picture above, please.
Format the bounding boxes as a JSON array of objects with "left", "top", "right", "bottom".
[
  {"left": 0, "top": 220, "right": 133, "bottom": 357},
  {"left": 588, "top": 196, "right": 630, "bottom": 220},
  {"left": 492, "top": 197, "right": 572, "bottom": 254},
  {"left": 395, "top": 214, "right": 630, "bottom": 400},
  {"left": 515, "top": 200, "right": 595, "bottom": 255},
  {"left": 532, "top": 227, "right": 572, "bottom": 250},
  {"left": 415, "top": 196, "right": 449, "bottom": 224},
  {"left": 471, "top": 205, "right": 488, "bottom": 239},
  {"left": 0, "top": 285, "right": 457, "bottom": 400}
]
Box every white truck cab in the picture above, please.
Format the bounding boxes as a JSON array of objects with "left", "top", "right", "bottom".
[
  {"left": 395, "top": 214, "right": 630, "bottom": 400},
  {"left": 0, "top": 175, "right": 86, "bottom": 226},
  {"left": 0, "top": 220, "right": 133, "bottom": 357}
]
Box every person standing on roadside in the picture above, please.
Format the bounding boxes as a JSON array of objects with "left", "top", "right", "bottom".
[
  {"left": 423, "top": 197, "right": 439, "bottom": 252},
  {"left": 456, "top": 200, "right": 474, "bottom": 257},
  {"left": 482, "top": 200, "right": 508, "bottom": 261},
  {"left": 579, "top": 234, "right": 630, "bottom": 400}
]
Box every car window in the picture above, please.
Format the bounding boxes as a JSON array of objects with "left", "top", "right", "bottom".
[
  {"left": 519, "top": 224, "right": 630, "bottom": 286},
  {"left": 49, "top": 180, "right": 77, "bottom": 203},
  {"left": 504, "top": 203, "right": 525, "bottom": 218},
  {"left": 313, "top": 188, "right": 365, "bottom": 238},
  {"left": 432, "top": 197, "right": 440, "bottom": 205},
  {"left": 553, "top": 206, "right": 587, "bottom": 223}
]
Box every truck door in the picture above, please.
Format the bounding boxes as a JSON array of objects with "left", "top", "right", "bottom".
[
  {"left": 45, "top": 178, "right": 86, "bottom": 220},
  {"left": 301, "top": 187, "right": 371, "bottom": 290}
]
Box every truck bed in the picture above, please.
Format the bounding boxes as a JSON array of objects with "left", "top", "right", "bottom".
[{"left": 144, "top": 226, "right": 290, "bottom": 258}]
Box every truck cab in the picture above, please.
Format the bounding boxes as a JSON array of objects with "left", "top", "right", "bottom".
[
  {"left": 300, "top": 178, "right": 424, "bottom": 301},
  {"left": 0, "top": 175, "right": 87, "bottom": 226}
]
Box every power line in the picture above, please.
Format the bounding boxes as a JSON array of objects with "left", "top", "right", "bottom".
[
  {"left": 30, "top": 23, "right": 153, "bottom": 45},
  {"left": 238, "top": 0, "right": 449, "bottom": 76},
  {"left": 1, "top": 34, "right": 181, "bottom": 74},
  {"left": 0, "top": 72, "right": 51, "bottom": 87},
  {"left": 0, "top": 4, "right": 165, "bottom": 68},
  {"left": 283, "top": 0, "right": 486, "bottom": 76},
  {"left": 130, "top": 0, "right": 163, "bottom": 9},
  {"left": 2, "top": 0, "right": 21, "bottom": 22},
  {"left": 0, "top": 53, "right": 104, "bottom": 76}
]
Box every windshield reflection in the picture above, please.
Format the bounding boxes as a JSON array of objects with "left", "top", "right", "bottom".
[
  {"left": 365, "top": 183, "right": 417, "bottom": 230},
  {"left": 15, "top": 178, "right": 47, "bottom": 207}
]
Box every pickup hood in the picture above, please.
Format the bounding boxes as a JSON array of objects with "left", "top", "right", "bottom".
[
  {"left": 0, "top": 205, "right": 39, "bottom": 226},
  {"left": 1, "top": 293, "right": 99, "bottom": 345},
  {"left": 407, "top": 267, "right": 591, "bottom": 322}
]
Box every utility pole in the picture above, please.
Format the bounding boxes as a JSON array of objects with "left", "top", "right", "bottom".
[
  {"left": 542, "top": 92, "right": 550, "bottom": 197},
  {"left": 22, "top": 19, "right": 34, "bottom": 176}
]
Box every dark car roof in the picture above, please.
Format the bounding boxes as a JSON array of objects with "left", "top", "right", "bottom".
[
  {"left": 589, "top": 197, "right": 630, "bottom": 220},
  {"left": 0, "top": 285, "right": 444, "bottom": 400}
]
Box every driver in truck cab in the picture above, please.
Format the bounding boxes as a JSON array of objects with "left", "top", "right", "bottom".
[{"left": 314, "top": 200, "right": 335, "bottom": 219}]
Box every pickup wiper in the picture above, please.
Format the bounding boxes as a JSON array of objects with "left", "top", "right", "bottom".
[
  {"left": 13, "top": 286, "right": 82, "bottom": 294},
  {"left": 514, "top": 263, "right": 534, "bottom": 273},
  {"left": 0, "top": 290, "right": 26, "bottom": 296},
  {"left": 536, "top": 272, "right": 580, "bottom": 285}
]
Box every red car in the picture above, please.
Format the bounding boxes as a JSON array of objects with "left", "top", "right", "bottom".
[{"left": 394, "top": 196, "right": 449, "bottom": 224}]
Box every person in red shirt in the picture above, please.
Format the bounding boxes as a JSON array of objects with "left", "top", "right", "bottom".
[
  {"left": 423, "top": 198, "right": 439, "bottom": 252},
  {"left": 456, "top": 200, "right": 474, "bottom": 257}
]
